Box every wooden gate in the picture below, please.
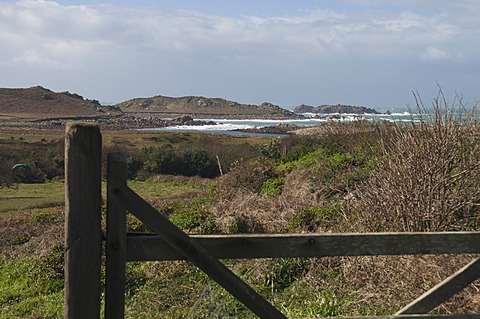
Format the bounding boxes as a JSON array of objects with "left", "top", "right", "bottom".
[{"left": 64, "top": 123, "right": 480, "bottom": 319}]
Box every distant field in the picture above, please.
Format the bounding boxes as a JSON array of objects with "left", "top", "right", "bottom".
[
  {"left": 0, "top": 113, "right": 44, "bottom": 121},
  {"left": 0, "top": 178, "right": 209, "bottom": 217},
  {"left": 0, "top": 180, "right": 65, "bottom": 214}
]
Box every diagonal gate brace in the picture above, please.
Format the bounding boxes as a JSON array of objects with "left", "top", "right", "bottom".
[
  {"left": 396, "top": 257, "right": 480, "bottom": 315},
  {"left": 113, "top": 184, "right": 288, "bottom": 319}
]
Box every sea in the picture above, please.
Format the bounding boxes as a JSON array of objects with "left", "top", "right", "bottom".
[{"left": 138, "top": 112, "right": 416, "bottom": 135}]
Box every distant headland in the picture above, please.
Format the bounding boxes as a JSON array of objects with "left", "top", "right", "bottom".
[{"left": 0, "top": 86, "right": 383, "bottom": 129}]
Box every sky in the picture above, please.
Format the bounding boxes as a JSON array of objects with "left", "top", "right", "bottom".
[{"left": 0, "top": 0, "right": 479, "bottom": 111}]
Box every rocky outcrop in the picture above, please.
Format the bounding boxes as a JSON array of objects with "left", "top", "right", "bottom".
[
  {"left": 116, "top": 95, "right": 301, "bottom": 119},
  {"left": 235, "top": 123, "right": 301, "bottom": 135},
  {"left": 170, "top": 115, "right": 216, "bottom": 126},
  {"left": 293, "top": 104, "right": 315, "bottom": 113},
  {"left": 294, "top": 103, "right": 380, "bottom": 115},
  {"left": 18, "top": 114, "right": 217, "bottom": 130}
]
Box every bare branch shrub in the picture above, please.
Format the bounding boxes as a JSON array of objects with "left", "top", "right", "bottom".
[
  {"left": 349, "top": 90, "right": 479, "bottom": 232},
  {"left": 336, "top": 91, "right": 480, "bottom": 314}
]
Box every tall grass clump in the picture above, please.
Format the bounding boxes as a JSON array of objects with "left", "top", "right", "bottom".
[{"left": 349, "top": 90, "right": 479, "bottom": 232}]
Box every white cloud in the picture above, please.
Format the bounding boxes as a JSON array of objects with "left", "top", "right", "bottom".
[
  {"left": 0, "top": 2, "right": 467, "bottom": 64},
  {"left": 0, "top": 0, "right": 478, "bottom": 107},
  {"left": 421, "top": 47, "right": 449, "bottom": 61},
  {"left": 11, "top": 49, "right": 71, "bottom": 69}
]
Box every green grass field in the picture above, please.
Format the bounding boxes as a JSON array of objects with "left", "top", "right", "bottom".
[
  {"left": 0, "top": 177, "right": 209, "bottom": 216},
  {"left": 0, "top": 181, "right": 65, "bottom": 214}
]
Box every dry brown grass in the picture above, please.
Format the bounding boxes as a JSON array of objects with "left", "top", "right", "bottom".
[
  {"left": 0, "top": 208, "right": 64, "bottom": 259},
  {"left": 210, "top": 158, "right": 345, "bottom": 233},
  {"left": 210, "top": 191, "right": 294, "bottom": 233},
  {"left": 305, "top": 254, "right": 480, "bottom": 314}
]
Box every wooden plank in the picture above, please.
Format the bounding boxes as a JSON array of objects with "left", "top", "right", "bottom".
[
  {"left": 125, "top": 232, "right": 480, "bottom": 261},
  {"left": 396, "top": 257, "right": 480, "bottom": 315},
  {"left": 113, "top": 185, "right": 287, "bottom": 319},
  {"left": 64, "top": 123, "right": 102, "bottom": 319},
  {"left": 105, "top": 153, "right": 128, "bottom": 319}
]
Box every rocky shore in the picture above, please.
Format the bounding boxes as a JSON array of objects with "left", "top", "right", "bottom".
[
  {"left": 0, "top": 115, "right": 217, "bottom": 130},
  {"left": 234, "top": 123, "right": 301, "bottom": 135}
]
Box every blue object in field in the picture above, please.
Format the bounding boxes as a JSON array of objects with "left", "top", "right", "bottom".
[
  {"left": 12, "top": 163, "right": 32, "bottom": 182},
  {"left": 12, "top": 163, "right": 31, "bottom": 171}
]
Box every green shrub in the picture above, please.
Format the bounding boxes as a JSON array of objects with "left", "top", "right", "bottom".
[
  {"left": 29, "top": 211, "right": 60, "bottom": 225},
  {"left": 167, "top": 199, "right": 218, "bottom": 234},
  {"left": 227, "top": 213, "right": 264, "bottom": 234},
  {"left": 143, "top": 145, "right": 219, "bottom": 178},
  {"left": 32, "top": 244, "right": 64, "bottom": 293},
  {"left": 279, "top": 136, "right": 321, "bottom": 163},
  {"left": 143, "top": 144, "right": 178, "bottom": 175},
  {"left": 179, "top": 148, "right": 218, "bottom": 178},
  {"left": 288, "top": 205, "right": 343, "bottom": 232},
  {"left": 125, "top": 262, "right": 148, "bottom": 297},
  {"left": 261, "top": 177, "right": 285, "bottom": 196},
  {"left": 278, "top": 282, "right": 346, "bottom": 318},
  {"left": 260, "top": 138, "right": 282, "bottom": 159},
  {"left": 214, "top": 158, "right": 278, "bottom": 196},
  {"left": 126, "top": 154, "right": 144, "bottom": 179},
  {"left": 326, "top": 152, "right": 355, "bottom": 170},
  {"left": 127, "top": 215, "right": 151, "bottom": 233},
  {"left": 9, "top": 235, "right": 30, "bottom": 246},
  {"left": 264, "top": 258, "right": 310, "bottom": 292}
]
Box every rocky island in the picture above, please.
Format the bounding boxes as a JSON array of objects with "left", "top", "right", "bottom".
[
  {"left": 294, "top": 103, "right": 380, "bottom": 115},
  {"left": 116, "top": 95, "right": 301, "bottom": 119}
]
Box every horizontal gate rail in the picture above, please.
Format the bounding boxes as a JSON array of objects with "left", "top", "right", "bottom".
[{"left": 125, "top": 232, "right": 480, "bottom": 261}]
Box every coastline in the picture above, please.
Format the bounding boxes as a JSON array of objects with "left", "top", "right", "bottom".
[{"left": 0, "top": 110, "right": 411, "bottom": 133}]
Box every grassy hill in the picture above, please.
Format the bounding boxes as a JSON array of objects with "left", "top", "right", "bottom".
[
  {"left": 116, "top": 95, "right": 299, "bottom": 119},
  {"left": 0, "top": 86, "right": 121, "bottom": 120},
  {"left": 0, "top": 87, "right": 300, "bottom": 121}
]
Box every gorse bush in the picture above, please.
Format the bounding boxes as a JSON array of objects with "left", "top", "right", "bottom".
[
  {"left": 287, "top": 205, "right": 344, "bottom": 232},
  {"left": 259, "top": 138, "right": 282, "bottom": 159},
  {"left": 166, "top": 199, "right": 219, "bottom": 234},
  {"left": 261, "top": 177, "right": 285, "bottom": 196}
]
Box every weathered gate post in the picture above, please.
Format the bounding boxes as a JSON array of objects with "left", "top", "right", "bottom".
[{"left": 64, "top": 123, "right": 102, "bottom": 319}]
